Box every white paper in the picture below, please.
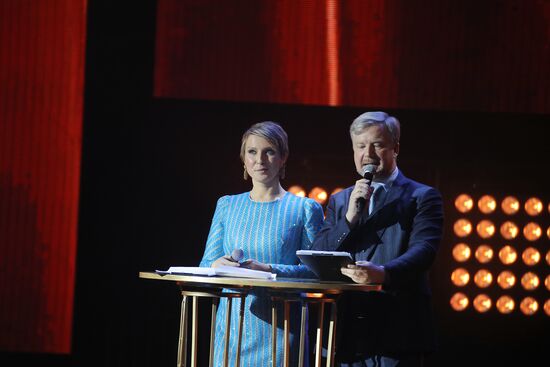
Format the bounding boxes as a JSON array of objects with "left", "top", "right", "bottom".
[{"left": 156, "top": 266, "right": 276, "bottom": 280}]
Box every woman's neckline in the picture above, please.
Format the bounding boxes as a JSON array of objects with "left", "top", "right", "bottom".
[{"left": 248, "top": 191, "right": 287, "bottom": 203}]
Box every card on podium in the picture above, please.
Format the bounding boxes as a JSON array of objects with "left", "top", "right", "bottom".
[{"left": 296, "top": 250, "right": 354, "bottom": 281}]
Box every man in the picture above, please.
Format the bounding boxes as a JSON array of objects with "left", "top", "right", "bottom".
[{"left": 312, "top": 111, "right": 444, "bottom": 367}]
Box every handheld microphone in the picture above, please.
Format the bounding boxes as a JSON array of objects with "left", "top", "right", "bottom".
[
  {"left": 231, "top": 248, "right": 244, "bottom": 263},
  {"left": 356, "top": 164, "right": 378, "bottom": 212}
]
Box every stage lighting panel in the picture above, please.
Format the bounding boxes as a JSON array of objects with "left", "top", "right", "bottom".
[{"left": 450, "top": 193, "right": 548, "bottom": 316}]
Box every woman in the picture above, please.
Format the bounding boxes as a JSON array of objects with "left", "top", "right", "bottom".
[{"left": 200, "top": 121, "right": 324, "bottom": 366}]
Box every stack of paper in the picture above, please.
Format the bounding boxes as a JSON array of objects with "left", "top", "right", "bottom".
[{"left": 156, "top": 266, "right": 276, "bottom": 280}]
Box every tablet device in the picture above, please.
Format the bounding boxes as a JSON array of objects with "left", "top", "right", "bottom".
[{"left": 296, "top": 250, "right": 354, "bottom": 281}]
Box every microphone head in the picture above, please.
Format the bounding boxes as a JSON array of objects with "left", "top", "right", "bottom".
[
  {"left": 361, "top": 164, "right": 378, "bottom": 180},
  {"left": 231, "top": 248, "right": 244, "bottom": 262}
]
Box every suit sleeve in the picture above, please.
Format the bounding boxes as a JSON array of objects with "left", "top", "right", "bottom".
[
  {"left": 311, "top": 192, "right": 354, "bottom": 252},
  {"left": 383, "top": 187, "right": 444, "bottom": 290}
]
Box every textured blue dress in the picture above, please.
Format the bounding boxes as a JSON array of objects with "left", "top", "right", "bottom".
[{"left": 200, "top": 192, "right": 324, "bottom": 367}]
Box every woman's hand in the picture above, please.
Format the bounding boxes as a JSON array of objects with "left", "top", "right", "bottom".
[
  {"left": 211, "top": 255, "right": 240, "bottom": 268},
  {"left": 240, "top": 259, "right": 272, "bottom": 273}
]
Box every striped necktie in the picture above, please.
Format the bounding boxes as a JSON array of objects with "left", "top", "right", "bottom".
[{"left": 369, "top": 184, "right": 386, "bottom": 215}]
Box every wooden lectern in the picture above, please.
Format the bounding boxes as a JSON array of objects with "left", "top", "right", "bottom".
[{"left": 139, "top": 272, "right": 380, "bottom": 367}]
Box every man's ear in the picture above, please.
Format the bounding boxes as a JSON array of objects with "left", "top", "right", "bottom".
[{"left": 394, "top": 142, "right": 400, "bottom": 157}]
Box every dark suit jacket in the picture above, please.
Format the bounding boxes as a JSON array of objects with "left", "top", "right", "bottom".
[{"left": 312, "top": 171, "right": 444, "bottom": 361}]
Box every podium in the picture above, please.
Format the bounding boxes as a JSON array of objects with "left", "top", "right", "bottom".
[{"left": 139, "top": 272, "right": 381, "bottom": 367}]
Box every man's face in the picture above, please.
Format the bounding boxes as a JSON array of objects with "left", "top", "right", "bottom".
[{"left": 351, "top": 124, "right": 398, "bottom": 179}]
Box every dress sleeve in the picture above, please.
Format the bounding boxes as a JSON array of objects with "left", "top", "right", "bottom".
[
  {"left": 199, "top": 196, "right": 229, "bottom": 268},
  {"left": 271, "top": 198, "right": 324, "bottom": 278}
]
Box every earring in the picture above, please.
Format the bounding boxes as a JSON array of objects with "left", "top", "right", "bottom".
[
  {"left": 243, "top": 165, "right": 249, "bottom": 180},
  {"left": 279, "top": 165, "right": 286, "bottom": 180}
]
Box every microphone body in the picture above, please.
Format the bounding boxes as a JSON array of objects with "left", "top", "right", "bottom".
[
  {"left": 356, "top": 164, "right": 377, "bottom": 212},
  {"left": 231, "top": 248, "right": 244, "bottom": 263}
]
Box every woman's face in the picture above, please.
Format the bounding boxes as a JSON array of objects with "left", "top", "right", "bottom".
[{"left": 243, "top": 134, "right": 285, "bottom": 185}]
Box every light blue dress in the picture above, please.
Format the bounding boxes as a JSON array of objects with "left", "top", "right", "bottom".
[{"left": 200, "top": 192, "right": 324, "bottom": 367}]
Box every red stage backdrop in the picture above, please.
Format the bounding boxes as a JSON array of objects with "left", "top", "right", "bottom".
[
  {"left": 0, "top": 0, "right": 87, "bottom": 353},
  {"left": 154, "top": 0, "right": 550, "bottom": 113}
]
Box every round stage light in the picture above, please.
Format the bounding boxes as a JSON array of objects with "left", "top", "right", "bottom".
[
  {"left": 523, "top": 222, "right": 542, "bottom": 241},
  {"left": 524, "top": 197, "right": 543, "bottom": 216},
  {"left": 308, "top": 187, "right": 328, "bottom": 205},
  {"left": 520, "top": 272, "right": 540, "bottom": 291},
  {"left": 501, "top": 196, "right": 520, "bottom": 215},
  {"left": 519, "top": 297, "right": 538, "bottom": 316},
  {"left": 545, "top": 300, "right": 550, "bottom": 316},
  {"left": 500, "top": 221, "right": 519, "bottom": 240},
  {"left": 455, "top": 194, "right": 474, "bottom": 213},
  {"left": 473, "top": 294, "right": 492, "bottom": 313},
  {"left": 522, "top": 247, "right": 541, "bottom": 266},
  {"left": 478, "top": 195, "right": 496, "bottom": 214},
  {"left": 496, "top": 295, "right": 515, "bottom": 314},
  {"left": 450, "top": 292, "right": 469, "bottom": 311},
  {"left": 288, "top": 185, "right": 306, "bottom": 197},
  {"left": 476, "top": 220, "right": 495, "bottom": 239},
  {"left": 474, "top": 269, "right": 493, "bottom": 288},
  {"left": 453, "top": 219, "right": 472, "bottom": 237},
  {"left": 475, "top": 244, "right": 493, "bottom": 263},
  {"left": 452, "top": 243, "right": 471, "bottom": 262},
  {"left": 451, "top": 268, "right": 470, "bottom": 287},
  {"left": 497, "top": 271, "right": 516, "bottom": 289},
  {"left": 498, "top": 245, "right": 517, "bottom": 265}
]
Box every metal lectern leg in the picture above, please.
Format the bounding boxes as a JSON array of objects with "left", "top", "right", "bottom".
[
  {"left": 235, "top": 297, "right": 246, "bottom": 366},
  {"left": 177, "top": 295, "right": 189, "bottom": 367},
  {"left": 209, "top": 298, "right": 219, "bottom": 367},
  {"left": 298, "top": 301, "right": 307, "bottom": 367},
  {"left": 190, "top": 296, "right": 199, "bottom": 367},
  {"left": 222, "top": 297, "right": 232, "bottom": 367},
  {"left": 326, "top": 301, "right": 338, "bottom": 367},
  {"left": 315, "top": 302, "right": 325, "bottom": 367},
  {"left": 271, "top": 300, "right": 278, "bottom": 367},
  {"left": 283, "top": 301, "right": 290, "bottom": 367}
]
